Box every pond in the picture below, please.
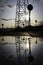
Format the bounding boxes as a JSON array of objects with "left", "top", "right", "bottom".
[{"left": 0, "top": 36, "right": 43, "bottom": 65}]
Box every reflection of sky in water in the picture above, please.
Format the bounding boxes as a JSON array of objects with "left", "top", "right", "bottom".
[{"left": 0, "top": 36, "right": 43, "bottom": 64}]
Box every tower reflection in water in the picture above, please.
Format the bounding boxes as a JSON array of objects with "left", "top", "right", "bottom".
[
  {"left": 15, "top": 36, "right": 34, "bottom": 65},
  {"left": 0, "top": 36, "right": 41, "bottom": 65}
]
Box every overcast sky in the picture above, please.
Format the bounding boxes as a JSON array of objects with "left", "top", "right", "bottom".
[{"left": 0, "top": 0, "right": 43, "bottom": 27}]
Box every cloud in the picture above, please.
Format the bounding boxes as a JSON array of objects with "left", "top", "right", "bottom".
[
  {"left": 7, "top": 5, "right": 13, "bottom": 8},
  {"left": 0, "top": 0, "right": 6, "bottom": 7},
  {"left": 7, "top": 5, "right": 16, "bottom": 8},
  {"left": 39, "top": 21, "right": 43, "bottom": 25},
  {"left": 1, "top": 18, "right": 15, "bottom": 21},
  {"left": 0, "top": 0, "right": 5, "bottom": 2},
  {"left": 1, "top": 18, "right": 8, "bottom": 21},
  {"left": 0, "top": 5, "right": 4, "bottom": 7}
]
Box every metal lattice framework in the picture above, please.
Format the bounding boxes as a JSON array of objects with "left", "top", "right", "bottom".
[
  {"left": 15, "top": 37, "right": 25, "bottom": 64},
  {"left": 15, "top": 37, "right": 34, "bottom": 64},
  {"left": 15, "top": 0, "right": 29, "bottom": 27},
  {"left": 15, "top": 36, "right": 28, "bottom": 64}
]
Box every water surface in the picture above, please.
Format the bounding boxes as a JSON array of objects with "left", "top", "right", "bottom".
[{"left": 0, "top": 36, "right": 43, "bottom": 65}]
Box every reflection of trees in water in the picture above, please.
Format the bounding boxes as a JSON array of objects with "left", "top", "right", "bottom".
[
  {"left": 35, "top": 37, "right": 37, "bottom": 44},
  {"left": 2, "top": 36, "right": 4, "bottom": 42},
  {"left": 1, "top": 36, "right": 38, "bottom": 65},
  {"left": 2, "top": 38, "right": 4, "bottom": 41},
  {"left": 28, "top": 38, "right": 34, "bottom": 64}
]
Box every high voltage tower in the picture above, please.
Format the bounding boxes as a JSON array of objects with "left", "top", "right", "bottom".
[{"left": 15, "top": 0, "right": 29, "bottom": 27}]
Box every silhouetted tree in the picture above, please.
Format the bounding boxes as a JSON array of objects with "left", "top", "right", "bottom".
[
  {"left": 2, "top": 24, "right": 4, "bottom": 28},
  {"left": 27, "top": 4, "right": 33, "bottom": 25},
  {"left": 35, "top": 20, "right": 37, "bottom": 26},
  {"left": 23, "top": 24, "right": 25, "bottom": 27},
  {"left": 28, "top": 38, "right": 34, "bottom": 62}
]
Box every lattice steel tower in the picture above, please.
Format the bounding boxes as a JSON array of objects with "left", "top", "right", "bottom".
[{"left": 15, "top": 0, "right": 29, "bottom": 27}]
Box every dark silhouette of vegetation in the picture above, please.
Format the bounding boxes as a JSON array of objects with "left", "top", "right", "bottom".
[
  {"left": 35, "top": 20, "right": 37, "bottom": 26},
  {"left": 27, "top": 4, "right": 33, "bottom": 26},
  {"left": 27, "top": 4, "right": 33, "bottom": 11},
  {"left": 0, "top": 25, "right": 43, "bottom": 37},
  {"left": 2, "top": 24, "right": 4, "bottom": 28}
]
